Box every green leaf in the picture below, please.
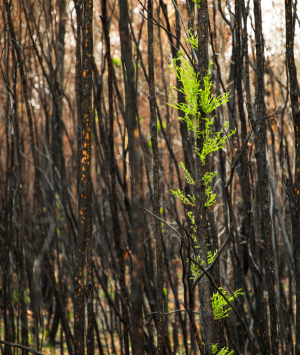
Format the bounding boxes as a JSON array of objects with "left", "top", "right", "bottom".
[
  {"left": 112, "top": 57, "right": 121, "bottom": 67},
  {"left": 148, "top": 135, "right": 152, "bottom": 149},
  {"left": 211, "top": 288, "right": 244, "bottom": 320},
  {"left": 180, "top": 162, "right": 195, "bottom": 185},
  {"left": 171, "top": 188, "right": 196, "bottom": 206},
  {"left": 187, "top": 211, "right": 195, "bottom": 224},
  {"left": 212, "top": 344, "right": 218, "bottom": 354},
  {"left": 163, "top": 287, "right": 167, "bottom": 297},
  {"left": 208, "top": 249, "right": 218, "bottom": 265},
  {"left": 212, "top": 343, "right": 234, "bottom": 355}
]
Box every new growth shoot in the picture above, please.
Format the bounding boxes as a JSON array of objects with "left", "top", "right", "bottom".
[
  {"left": 212, "top": 344, "right": 234, "bottom": 355},
  {"left": 168, "top": 51, "right": 235, "bottom": 207},
  {"left": 168, "top": 31, "right": 240, "bottom": 354}
]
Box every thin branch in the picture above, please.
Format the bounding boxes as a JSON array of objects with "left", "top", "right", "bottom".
[
  {"left": 144, "top": 308, "right": 200, "bottom": 319},
  {"left": 169, "top": 0, "right": 198, "bottom": 63},
  {"left": 144, "top": 208, "right": 187, "bottom": 247},
  {"left": 225, "top": 106, "right": 282, "bottom": 188},
  {"left": 139, "top": 12, "right": 193, "bottom": 65},
  {"left": 0, "top": 340, "right": 44, "bottom": 355}
]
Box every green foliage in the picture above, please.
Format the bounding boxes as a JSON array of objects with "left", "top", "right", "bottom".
[
  {"left": 168, "top": 52, "right": 235, "bottom": 207},
  {"left": 148, "top": 134, "right": 152, "bottom": 149},
  {"left": 187, "top": 211, "right": 195, "bottom": 224},
  {"left": 163, "top": 287, "right": 167, "bottom": 297},
  {"left": 187, "top": 210, "right": 198, "bottom": 244},
  {"left": 12, "top": 289, "right": 19, "bottom": 303},
  {"left": 212, "top": 344, "right": 234, "bottom": 355},
  {"left": 168, "top": 34, "right": 242, "bottom": 333},
  {"left": 191, "top": 0, "right": 201, "bottom": 9},
  {"left": 157, "top": 118, "right": 166, "bottom": 132},
  {"left": 112, "top": 57, "right": 121, "bottom": 67},
  {"left": 168, "top": 53, "right": 200, "bottom": 121},
  {"left": 212, "top": 344, "right": 218, "bottom": 354},
  {"left": 185, "top": 29, "right": 198, "bottom": 50},
  {"left": 171, "top": 187, "right": 196, "bottom": 206},
  {"left": 196, "top": 120, "right": 234, "bottom": 165},
  {"left": 207, "top": 249, "right": 218, "bottom": 264},
  {"left": 181, "top": 162, "right": 195, "bottom": 185},
  {"left": 189, "top": 254, "right": 205, "bottom": 277},
  {"left": 211, "top": 288, "right": 244, "bottom": 320},
  {"left": 168, "top": 55, "right": 230, "bottom": 123},
  {"left": 189, "top": 249, "right": 218, "bottom": 279},
  {"left": 202, "top": 171, "right": 217, "bottom": 206}
]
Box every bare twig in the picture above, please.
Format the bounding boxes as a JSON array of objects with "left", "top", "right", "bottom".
[
  {"left": 226, "top": 106, "right": 282, "bottom": 188},
  {"left": 0, "top": 340, "right": 44, "bottom": 355},
  {"left": 144, "top": 308, "right": 200, "bottom": 319},
  {"left": 144, "top": 208, "right": 187, "bottom": 247},
  {"left": 139, "top": 12, "right": 193, "bottom": 65}
]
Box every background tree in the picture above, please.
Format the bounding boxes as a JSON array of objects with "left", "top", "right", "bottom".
[{"left": 0, "top": 0, "right": 300, "bottom": 354}]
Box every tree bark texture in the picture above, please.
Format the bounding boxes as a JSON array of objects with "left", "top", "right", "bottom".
[
  {"left": 253, "top": 1, "right": 278, "bottom": 354},
  {"left": 148, "top": 0, "right": 164, "bottom": 353},
  {"left": 118, "top": 0, "right": 145, "bottom": 353},
  {"left": 286, "top": 0, "right": 300, "bottom": 353},
  {"left": 101, "top": 0, "right": 130, "bottom": 353},
  {"left": 196, "top": 1, "right": 214, "bottom": 353},
  {"left": 74, "top": 0, "right": 93, "bottom": 354}
]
